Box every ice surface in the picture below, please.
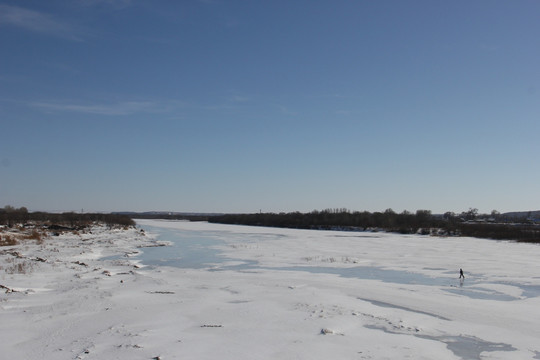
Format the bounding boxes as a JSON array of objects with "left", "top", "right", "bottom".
[{"left": 1, "top": 219, "right": 540, "bottom": 359}]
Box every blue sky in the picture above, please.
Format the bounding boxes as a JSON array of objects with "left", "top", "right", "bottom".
[{"left": 1, "top": 0, "right": 539, "bottom": 214}]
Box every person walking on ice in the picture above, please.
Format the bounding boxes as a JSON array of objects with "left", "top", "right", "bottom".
[{"left": 459, "top": 268, "right": 465, "bottom": 280}]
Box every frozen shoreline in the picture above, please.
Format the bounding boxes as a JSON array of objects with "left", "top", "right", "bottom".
[{"left": 2, "top": 220, "right": 540, "bottom": 359}]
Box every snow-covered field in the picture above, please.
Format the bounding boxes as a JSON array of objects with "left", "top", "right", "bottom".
[{"left": 2, "top": 219, "right": 540, "bottom": 359}]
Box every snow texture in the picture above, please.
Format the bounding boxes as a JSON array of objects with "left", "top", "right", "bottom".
[{"left": 1, "top": 219, "right": 540, "bottom": 359}]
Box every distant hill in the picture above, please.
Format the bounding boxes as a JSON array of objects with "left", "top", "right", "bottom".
[
  {"left": 502, "top": 210, "right": 540, "bottom": 220},
  {"left": 113, "top": 211, "right": 224, "bottom": 220}
]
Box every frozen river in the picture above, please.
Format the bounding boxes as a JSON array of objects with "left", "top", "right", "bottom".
[
  {"left": 137, "top": 221, "right": 540, "bottom": 302},
  {"left": 133, "top": 219, "right": 540, "bottom": 359}
]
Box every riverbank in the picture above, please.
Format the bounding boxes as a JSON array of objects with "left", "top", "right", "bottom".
[{"left": 1, "top": 225, "right": 164, "bottom": 358}]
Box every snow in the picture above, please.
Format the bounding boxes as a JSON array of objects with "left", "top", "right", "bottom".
[{"left": 2, "top": 219, "right": 540, "bottom": 359}]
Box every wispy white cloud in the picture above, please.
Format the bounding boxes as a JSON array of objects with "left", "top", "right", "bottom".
[
  {"left": 0, "top": 4, "right": 81, "bottom": 41},
  {"left": 31, "top": 100, "right": 169, "bottom": 116}
]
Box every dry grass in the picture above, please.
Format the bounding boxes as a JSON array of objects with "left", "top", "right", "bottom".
[
  {"left": 25, "top": 229, "right": 45, "bottom": 244},
  {"left": 0, "top": 228, "right": 47, "bottom": 247},
  {"left": 0, "top": 234, "right": 18, "bottom": 246}
]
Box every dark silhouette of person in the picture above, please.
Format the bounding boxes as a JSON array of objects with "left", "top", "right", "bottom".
[{"left": 459, "top": 268, "right": 465, "bottom": 280}]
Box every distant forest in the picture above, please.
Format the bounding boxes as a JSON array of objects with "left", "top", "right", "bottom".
[
  {"left": 209, "top": 208, "right": 540, "bottom": 243},
  {"left": 0, "top": 206, "right": 135, "bottom": 228}
]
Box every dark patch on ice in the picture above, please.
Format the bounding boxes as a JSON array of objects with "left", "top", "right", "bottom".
[
  {"left": 517, "top": 284, "right": 540, "bottom": 298},
  {"left": 271, "top": 265, "right": 448, "bottom": 286},
  {"left": 424, "top": 334, "right": 516, "bottom": 360},
  {"left": 332, "top": 234, "right": 381, "bottom": 238},
  {"left": 220, "top": 286, "right": 240, "bottom": 294},
  {"left": 235, "top": 232, "right": 287, "bottom": 239},
  {"left": 366, "top": 325, "right": 516, "bottom": 359},
  {"left": 445, "top": 282, "right": 540, "bottom": 300},
  {"left": 441, "top": 335, "right": 515, "bottom": 359},
  {"left": 358, "top": 298, "right": 450, "bottom": 320},
  {"left": 444, "top": 287, "right": 517, "bottom": 301},
  {"left": 533, "top": 350, "right": 540, "bottom": 359}
]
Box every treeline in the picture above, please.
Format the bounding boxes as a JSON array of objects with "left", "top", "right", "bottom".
[
  {"left": 123, "top": 212, "right": 212, "bottom": 222},
  {"left": 0, "top": 206, "right": 135, "bottom": 228},
  {"left": 210, "top": 209, "right": 442, "bottom": 232},
  {"left": 209, "top": 208, "right": 540, "bottom": 243},
  {"left": 456, "top": 223, "right": 540, "bottom": 243}
]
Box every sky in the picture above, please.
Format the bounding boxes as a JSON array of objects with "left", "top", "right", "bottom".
[{"left": 1, "top": 0, "right": 539, "bottom": 215}]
